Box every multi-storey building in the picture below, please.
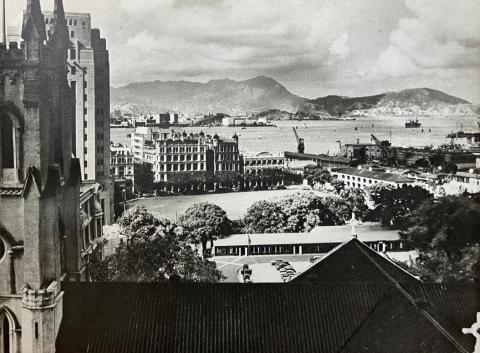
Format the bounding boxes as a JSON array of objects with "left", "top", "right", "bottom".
[
  {"left": 242, "top": 152, "right": 286, "bottom": 175},
  {"left": 110, "top": 143, "right": 135, "bottom": 186},
  {"left": 143, "top": 131, "right": 241, "bottom": 184},
  {"left": 331, "top": 166, "right": 414, "bottom": 189},
  {"left": 44, "top": 11, "right": 113, "bottom": 224},
  {"left": 341, "top": 142, "right": 382, "bottom": 164}
]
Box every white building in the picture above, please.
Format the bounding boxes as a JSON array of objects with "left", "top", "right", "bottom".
[{"left": 331, "top": 166, "right": 414, "bottom": 189}]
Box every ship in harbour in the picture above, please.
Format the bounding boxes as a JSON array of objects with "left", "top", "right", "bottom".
[{"left": 405, "top": 119, "right": 422, "bottom": 128}]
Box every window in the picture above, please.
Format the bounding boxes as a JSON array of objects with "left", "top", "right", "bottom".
[
  {"left": 84, "top": 95, "right": 88, "bottom": 102},
  {"left": 70, "top": 31, "right": 74, "bottom": 38},
  {"left": 1, "top": 115, "right": 14, "bottom": 169},
  {"left": 1, "top": 309, "right": 13, "bottom": 353},
  {"left": 84, "top": 108, "right": 88, "bottom": 115},
  {"left": 70, "top": 49, "right": 76, "bottom": 60},
  {"left": 71, "top": 66, "right": 76, "bottom": 74},
  {"left": 84, "top": 81, "right": 87, "bottom": 89},
  {"left": 74, "top": 20, "right": 77, "bottom": 25},
  {"left": 0, "top": 237, "right": 5, "bottom": 261},
  {"left": 69, "top": 19, "right": 72, "bottom": 25}
]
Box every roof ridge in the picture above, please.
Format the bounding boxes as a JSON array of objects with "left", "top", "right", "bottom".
[
  {"left": 289, "top": 237, "right": 358, "bottom": 281},
  {"left": 354, "top": 242, "right": 469, "bottom": 353}
]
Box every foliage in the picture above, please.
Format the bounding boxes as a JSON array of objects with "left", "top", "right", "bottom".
[
  {"left": 401, "top": 196, "right": 480, "bottom": 283},
  {"left": 134, "top": 163, "right": 155, "bottom": 194},
  {"left": 409, "top": 245, "right": 480, "bottom": 283},
  {"left": 338, "top": 188, "right": 369, "bottom": 220},
  {"left": 401, "top": 196, "right": 480, "bottom": 257},
  {"left": 330, "top": 177, "right": 345, "bottom": 193},
  {"left": 243, "top": 192, "right": 368, "bottom": 233},
  {"left": 90, "top": 207, "right": 222, "bottom": 282},
  {"left": 304, "top": 166, "right": 331, "bottom": 187},
  {"left": 179, "top": 202, "right": 233, "bottom": 256},
  {"left": 243, "top": 200, "right": 287, "bottom": 233},
  {"left": 369, "top": 184, "right": 432, "bottom": 229}
]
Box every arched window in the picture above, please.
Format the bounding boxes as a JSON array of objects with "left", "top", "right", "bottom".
[
  {"left": 0, "top": 113, "right": 18, "bottom": 184},
  {"left": 0, "top": 308, "right": 15, "bottom": 353}
]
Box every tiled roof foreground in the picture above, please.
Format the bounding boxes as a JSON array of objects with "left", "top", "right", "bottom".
[{"left": 57, "top": 281, "right": 479, "bottom": 353}]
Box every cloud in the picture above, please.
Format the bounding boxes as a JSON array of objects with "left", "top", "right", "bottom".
[
  {"left": 329, "top": 33, "right": 350, "bottom": 61},
  {"left": 376, "top": 0, "right": 480, "bottom": 78},
  {"left": 9, "top": 0, "right": 480, "bottom": 102}
]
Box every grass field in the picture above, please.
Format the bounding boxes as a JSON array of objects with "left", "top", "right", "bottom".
[{"left": 127, "top": 189, "right": 330, "bottom": 220}]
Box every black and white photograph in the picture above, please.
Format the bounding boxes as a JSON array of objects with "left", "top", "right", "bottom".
[{"left": 0, "top": 0, "right": 479, "bottom": 352}]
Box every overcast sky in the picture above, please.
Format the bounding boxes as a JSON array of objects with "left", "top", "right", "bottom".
[{"left": 7, "top": 0, "right": 480, "bottom": 102}]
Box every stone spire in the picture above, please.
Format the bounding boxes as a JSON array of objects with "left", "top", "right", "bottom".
[
  {"left": 50, "top": 0, "right": 69, "bottom": 48},
  {"left": 21, "top": 0, "right": 46, "bottom": 42},
  {"left": 54, "top": 0, "right": 66, "bottom": 19}
]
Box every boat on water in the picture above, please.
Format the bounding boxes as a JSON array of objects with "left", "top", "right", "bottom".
[{"left": 405, "top": 119, "right": 421, "bottom": 128}]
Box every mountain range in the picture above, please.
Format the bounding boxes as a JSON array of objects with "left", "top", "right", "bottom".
[{"left": 111, "top": 76, "right": 479, "bottom": 117}]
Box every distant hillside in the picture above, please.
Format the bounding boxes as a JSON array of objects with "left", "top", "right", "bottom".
[
  {"left": 112, "top": 76, "right": 306, "bottom": 115},
  {"left": 111, "top": 77, "right": 479, "bottom": 117}
]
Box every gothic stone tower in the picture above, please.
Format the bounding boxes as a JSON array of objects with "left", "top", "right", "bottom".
[{"left": 0, "top": 0, "right": 82, "bottom": 352}]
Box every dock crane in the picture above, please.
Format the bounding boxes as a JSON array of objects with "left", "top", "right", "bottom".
[
  {"left": 371, "top": 134, "right": 392, "bottom": 163},
  {"left": 293, "top": 127, "right": 305, "bottom": 153}
]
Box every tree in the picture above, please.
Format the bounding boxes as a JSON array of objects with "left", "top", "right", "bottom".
[
  {"left": 90, "top": 206, "right": 222, "bottom": 282},
  {"left": 134, "top": 163, "right": 155, "bottom": 194},
  {"left": 401, "top": 196, "right": 480, "bottom": 283},
  {"left": 243, "top": 192, "right": 345, "bottom": 233},
  {"left": 179, "top": 203, "right": 233, "bottom": 257},
  {"left": 369, "top": 184, "right": 432, "bottom": 229},
  {"left": 304, "top": 166, "right": 331, "bottom": 188},
  {"left": 243, "top": 200, "right": 287, "bottom": 233},
  {"left": 330, "top": 177, "right": 345, "bottom": 193}
]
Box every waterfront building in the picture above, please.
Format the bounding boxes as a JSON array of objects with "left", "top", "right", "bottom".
[
  {"left": 242, "top": 152, "right": 286, "bottom": 174},
  {"left": 143, "top": 130, "right": 241, "bottom": 184},
  {"left": 331, "top": 166, "right": 414, "bottom": 189},
  {"left": 341, "top": 142, "right": 382, "bottom": 164},
  {"left": 284, "top": 151, "right": 354, "bottom": 170},
  {"left": 44, "top": 11, "right": 113, "bottom": 224}
]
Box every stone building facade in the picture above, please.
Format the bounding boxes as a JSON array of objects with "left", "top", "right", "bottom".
[
  {"left": 0, "top": 1, "right": 83, "bottom": 352},
  {"left": 145, "top": 131, "right": 241, "bottom": 183},
  {"left": 44, "top": 12, "right": 113, "bottom": 225}
]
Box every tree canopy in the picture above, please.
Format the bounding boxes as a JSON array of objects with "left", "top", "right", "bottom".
[
  {"left": 243, "top": 192, "right": 368, "bottom": 233},
  {"left": 369, "top": 184, "right": 432, "bottom": 229},
  {"left": 401, "top": 196, "right": 480, "bottom": 283},
  {"left": 179, "top": 202, "right": 233, "bottom": 256},
  {"left": 90, "top": 206, "right": 222, "bottom": 282}
]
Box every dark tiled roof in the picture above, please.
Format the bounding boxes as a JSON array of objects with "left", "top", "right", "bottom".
[
  {"left": 340, "top": 291, "right": 467, "bottom": 353},
  {"left": 58, "top": 282, "right": 392, "bottom": 353},
  {"left": 290, "top": 238, "right": 419, "bottom": 285},
  {"left": 57, "top": 282, "right": 479, "bottom": 353}
]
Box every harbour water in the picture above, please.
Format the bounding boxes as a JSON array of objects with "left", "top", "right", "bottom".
[{"left": 111, "top": 116, "right": 479, "bottom": 155}]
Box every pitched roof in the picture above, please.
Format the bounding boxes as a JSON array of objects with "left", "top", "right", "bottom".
[
  {"left": 290, "top": 238, "right": 419, "bottom": 285},
  {"left": 214, "top": 223, "right": 400, "bottom": 247},
  {"left": 333, "top": 167, "right": 414, "bottom": 183},
  {"left": 56, "top": 282, "right": 479, "bottom": 353}
]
